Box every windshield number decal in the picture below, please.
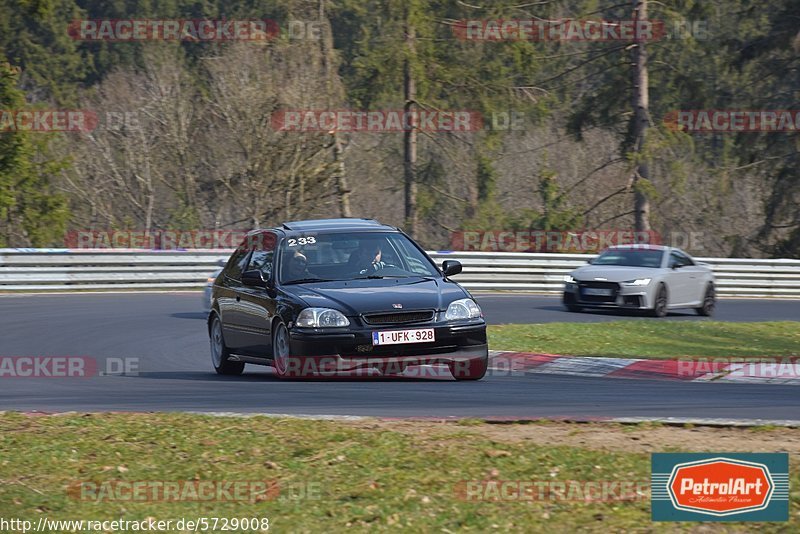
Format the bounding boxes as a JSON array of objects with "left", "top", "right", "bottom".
[{"left": 288, "top": 236, "right": 316, "bottom": 247}]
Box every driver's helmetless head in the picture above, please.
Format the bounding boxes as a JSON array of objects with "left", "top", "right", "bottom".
[
  {"left": 288, "top": 251, "right": 308, "bottom": 276},
  {"left": 358, "top": 241, "right": 381, "bottom": 263}
]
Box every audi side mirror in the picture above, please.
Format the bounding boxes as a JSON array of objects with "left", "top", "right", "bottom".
[{"left": 442, "top": 260, "right": 462, "bottom": 277}]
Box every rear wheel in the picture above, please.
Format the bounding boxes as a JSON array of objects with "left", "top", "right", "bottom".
[
  {"left": 695, "top": 284, "right": 715, "bottom": 316},
  {"left": 650, "top": 284, "right": 668, "bottom": 317},
  {"left": 449, "top": 355, "right": 488, "bottom": 381},
  {"left": 210, "top": 314, "right": 245, "bottom": 375}
]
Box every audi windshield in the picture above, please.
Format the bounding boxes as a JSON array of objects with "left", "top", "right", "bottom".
[{"left": 592, "top": 249, "right": 664, "bottom": 268}]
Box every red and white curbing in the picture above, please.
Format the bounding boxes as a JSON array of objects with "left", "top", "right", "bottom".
[{"left": 489, "top": 351, "right": 800, "bottom": 385}]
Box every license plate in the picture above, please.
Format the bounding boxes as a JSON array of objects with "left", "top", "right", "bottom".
[
  {"left": 372, "top": 328, "right": 435, "bottom": 346},
  {"left": 583, "top": 288, "right": 613, "bottom": 296}
]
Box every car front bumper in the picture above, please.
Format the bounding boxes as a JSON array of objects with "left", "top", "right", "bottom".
[
  {"left": 564, "top": 282, "right": 655, "bottom": 309},
  {"left": 286, "top": 320, "right": 488, "bottom": 372}
]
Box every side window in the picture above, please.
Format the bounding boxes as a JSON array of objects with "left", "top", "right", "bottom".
[
  {"left": 245, "top": 231, "right": 277, "bottom": 278},
  {"left": 391, "top": 235, "right": 433, "bottom": 275},
  {"left": 669, "top": 252, "right": 692, "bottom": 268},
  {"left": 224, "top": 247, "right": 251, "bottom": 281},
  {"left": 247, "top": 250, "right": 274, "bottom": 278}
]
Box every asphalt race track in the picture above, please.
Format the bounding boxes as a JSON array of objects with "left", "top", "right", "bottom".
[{"left": 0, "top": 292, "right": 798, "bottom": 420}]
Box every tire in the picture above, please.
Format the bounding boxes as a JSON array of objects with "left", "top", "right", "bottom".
[
  {"left": 449, "top": 355, "right": 488, "bottom": 381},
  {"left": 650, "top": 284, "right": 668, "bottom": 318},
  {"left": 272, "top": 322, "right": 294, "bottom": 378},
  {"left": 695, "top": 284, "right": 715, "bottom": 316},
  {"left": 563, "top": 292, "right": 582, "bottom": 313},
  {"left": 210, "top": 314, "right": 245, "bottom": 375}
]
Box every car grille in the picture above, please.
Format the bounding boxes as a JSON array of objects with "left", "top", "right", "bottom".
[
  {"left": 577, "top": 281, "right": 620, "bottom": 303},
  {"left": 362, "top": 310, "right": 435, "bottom": 325}
]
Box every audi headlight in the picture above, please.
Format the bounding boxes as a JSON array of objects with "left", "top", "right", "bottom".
[
  {"left": 564, "top": 275, "right": 575, "bottom": 283},
  {"left": 623, "top": 278, "right": 651, "bottom": 286},
  {"left": 445, "top": 298, "right": 482, "bottom": 320},
  {"left": 296, "top": 308, "right": 350, "bottom": 327}
]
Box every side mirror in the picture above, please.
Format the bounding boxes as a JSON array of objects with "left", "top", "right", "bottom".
[
  {"left": 586, "top": 258, "right": 593, "bottom": 264},
  {"left": 442, "top": 260, "right": 462, "bottom": 277},
  {"left": 241, "top": 269, "right": 267, "bottom": 287}
]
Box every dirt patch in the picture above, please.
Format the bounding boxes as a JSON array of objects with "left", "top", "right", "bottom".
[{"left": 350, "top": 419, "right": 800, "bottom": 455}]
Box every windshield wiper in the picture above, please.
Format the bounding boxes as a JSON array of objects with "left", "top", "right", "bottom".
[
  {"left": 354, "top": 274, "right": 434, "bottom": 280},
  {"left": 283, "top": 278, "right": 335, "bottom": 285}
]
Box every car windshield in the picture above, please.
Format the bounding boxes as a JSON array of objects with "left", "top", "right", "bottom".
[
  {"left": 279, "top": 231, "right": 439, "bottom": 284},
  {"left": 592, "top": 249, "right": 664, "bottom": 268}
]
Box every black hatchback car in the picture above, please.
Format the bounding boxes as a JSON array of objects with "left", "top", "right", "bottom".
[{"left": 207, "top": 218, "right": 488, "bottom": 380}]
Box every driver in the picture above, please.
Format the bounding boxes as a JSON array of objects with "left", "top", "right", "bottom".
[
  {"left": 285, "top": 250, "right": 312, "bottom": 280},
  {"left": 348, "top": 241, "right": 386, "bottom": 274}
]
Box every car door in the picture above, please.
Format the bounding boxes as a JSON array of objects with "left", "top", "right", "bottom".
[
  {"left": 235, "top": 232, "right": 278, "bottom": 356},
  {"left": 665, "top": 250, "right": 694, "bottom": 305},
  {"left": 217, "top": 245, "right": 253, "bottom": 351},
  {"left": 675, "top": 251, "right": 706, "bottom": 304}
]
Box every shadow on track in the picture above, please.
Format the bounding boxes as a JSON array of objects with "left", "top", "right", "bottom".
[
  {"left": 125, "top": 370, "right": 455, "bottom": 383},
  {"left": 171, "top": 312, "right": 208, "bottom": 320},
  {"left": 541, "top": 305, "right": 701, "bottom": 318}
]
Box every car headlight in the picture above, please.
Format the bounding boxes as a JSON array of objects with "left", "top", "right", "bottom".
[
  {"left": 445, "top": 298, "right": 482, "bottom": 320},
  {"left": 296, "top": 308, "right": 350, "bottom": 327},
  {"left": 623, "top": 278, "right": 651, "bottom": 286},
  {"left": 564, "top": 275, "right": 575, "bottom": 283}
]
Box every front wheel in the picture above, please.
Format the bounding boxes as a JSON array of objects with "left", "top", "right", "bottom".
[
  {"left": 449, "top": 355, "right": 488, "bottom": 381},
  {"left": 695, "top": 284, "right": 715, "bottom": 316},
  {"left": 210, "top": 315, "right": 245, "bottom": 375},
  {"left": 272, "top": 322, "right": 294, "bottom": 378},
  {"left": 563, "top": 292, "right": 582, "bottom": 313},
  {"left": 650, "top": 284, "right": 668, "bottom": 318}
]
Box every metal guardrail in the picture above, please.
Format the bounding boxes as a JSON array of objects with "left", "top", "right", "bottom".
[{"left": 1, "top": 249, "right": 799, "bottom": 297}]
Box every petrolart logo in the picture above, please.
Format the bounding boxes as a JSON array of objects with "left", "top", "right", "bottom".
[{"left": 652, "top": 453, "right": 789, "bottom": 521}]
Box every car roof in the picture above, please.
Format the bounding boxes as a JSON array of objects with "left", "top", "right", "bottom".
[
  {"left": 607, "top": 244, "right": 669, "bottom": 251},
  {"left": 243, "top": 218, "right": 398, "bottom": 238},
  {"left": 281, "top": 218, "right": 391, "bottom": 231}
]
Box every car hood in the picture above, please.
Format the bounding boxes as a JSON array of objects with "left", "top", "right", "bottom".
[
  {"left": 571, "top": 265, "right": 662, "bottom": 283},
  {"left": 281, "top": 277, "right": 468, "bottom": 315}
]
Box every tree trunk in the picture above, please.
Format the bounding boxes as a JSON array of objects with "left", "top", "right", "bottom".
[
  {"left": 319, "top": 0, "right": 351, "bottom": 218},
  {"left": 403, "top": 21, "right": 418, "bottom": 238},
  {"left": 632, "top": 0, "right": 651, "bottom": 232}
]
